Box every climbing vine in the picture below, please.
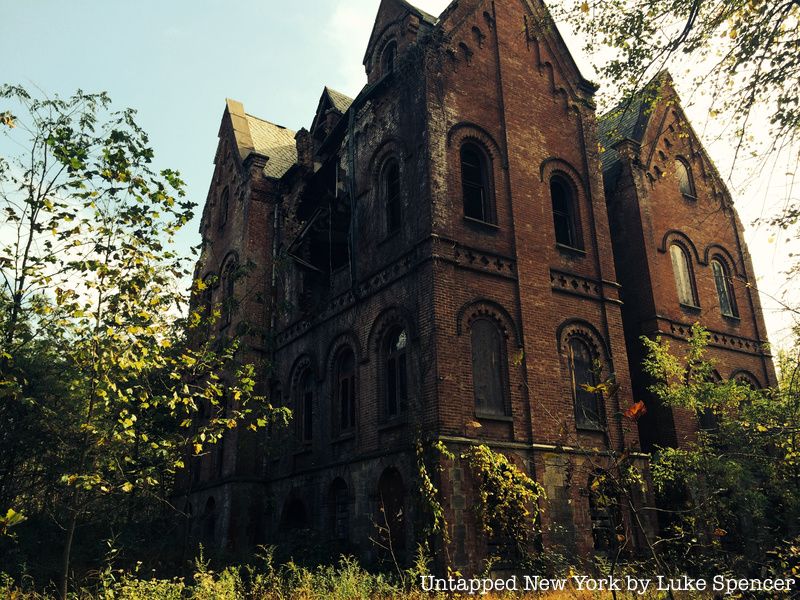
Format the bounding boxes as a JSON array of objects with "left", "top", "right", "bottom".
[{"left": 462, "top": 444, "right": 545, "bottom": 566}]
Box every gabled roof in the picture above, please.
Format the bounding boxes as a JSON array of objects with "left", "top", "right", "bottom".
[
  {"left": 325, "top": 87, "right": 354, "bottom": 114},
  {"left": 597, "top": 72, "right": 671, "bottom": 184},
  {"left": 245, "top": 114, "right": 298, "bottom": 179},
  {"left": 363, "top": 0, "right": 438, "bottom": 66},
  {"left": 310, "top": 87, "right": 355, "bottom": 137}
]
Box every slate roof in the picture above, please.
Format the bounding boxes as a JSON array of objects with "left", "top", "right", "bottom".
[
  {"left": 402, "top": 0, "right": 437, "bottom": 24},
  {"left": 245, "top": 114, "right": 298, "bottom": 179},
  {"left": 325, "top": 87, "right": 354, "bottom": 114},
  {"left": 598, "top": 94, "right": 650, "bottom": 174}
]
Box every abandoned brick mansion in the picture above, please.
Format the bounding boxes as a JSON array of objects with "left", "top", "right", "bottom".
[{"left": 176, "top": 0, "right": 776, "bottom": 571}]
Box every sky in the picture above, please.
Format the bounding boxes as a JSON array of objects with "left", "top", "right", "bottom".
[{"left": 1, "top": 0, "right": 796, "bottom": 351}]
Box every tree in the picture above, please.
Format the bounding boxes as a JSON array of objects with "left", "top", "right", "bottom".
[
  {"left": 555, "top": 0, "right": 799, "bottom": 164},
  {"left": 642, "top": 325, "right": 800, "bottom": 579},
  {"left": 0, "top": 85, "right": 286, "bottom": 596}
]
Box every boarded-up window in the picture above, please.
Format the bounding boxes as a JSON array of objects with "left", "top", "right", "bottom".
[
  {"left": 471, "top": 318, "right": 507, "bottom": 415},
  {"left": 670, "top": 244, "right": 697, "bottom": 306}
]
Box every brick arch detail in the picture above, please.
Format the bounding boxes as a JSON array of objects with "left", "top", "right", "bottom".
[
  {"left": 323, "top": 331, "right": 363, "bottom": 379},
  {"left": 288, "top": 353, "right": 317, "bottom": 391},
  {"left": 703, "top": 243, "right": 744, "bottom": 277},
  {"left": 658, "top": 229, "right": 701, "bottom": 263},
  {"left": 367, "top": 305, "right": 416, "bottom": 356},
  {"left": 556, "top": 319, "right": 611, "bottom": 363},
  {"left": 446, "top": 122, "right": 505, "bottom": 166},
  {"left": 539, "top": 157, "right": 587, "bottom": 198},
  {"left": 456, "top": 299, "right": 522, "bottom": 346}
]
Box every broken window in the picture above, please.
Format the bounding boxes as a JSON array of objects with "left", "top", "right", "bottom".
[
  {"left": 568, "top": 337, "right": 603, "bottom": 429},
  {"left": 385, "top": 328, "right": 408, "bottom": 418}
]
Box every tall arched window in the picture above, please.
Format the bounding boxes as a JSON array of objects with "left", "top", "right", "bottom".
[
  {"left": 218, "top": 187, "right": 229, "bottom": 229},
  {"left": 382, "top": 159, "right": 401, "bottom": 235},
  {"left": 381, "top": 40, "right": 397, "bottom": 75},
  {"left": 470, "top": 318, "right": 507, "bottom": 416},
  {"left": 711, "top": 258, "right": 738, "bottom": 318},
  {"left": 460, "top": 143, "right": 493, "bottom": 223},
  {"left": 220, "top": 258, "right": 237, "bottom": 327},
  {"left": 568, "top": 337, "right": 603, "bottom": 429},
  {"left": 297, "top": 371, "right": 314, "bottom": 443},
  {"left": 669, "top": 243, "right": 698, "bottom": 306},
  {"left": 551, "top": 176, "right": 579, "bottom": 248},
  {"left": 377, "top": 468, "right": 406, "bottom": 559},
  {"left": 675, "top": 159, "right": 695, "bottom": 197},
  {"left": 329, "top": 479, "right": 349, "bottom": 541},
  {"left": 384, "top": 328, "right": 408, "bottom": 419},
  {"left": 335, "top": 349, "right": 356, "bottom": 433}
]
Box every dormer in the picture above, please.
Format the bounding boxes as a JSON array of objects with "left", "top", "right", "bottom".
[
  {"left": 310, "top": 87, "right": 354, "bottom": 145},
  {"left": 363, "top": 0, "right": 437, "bottom": 84}
]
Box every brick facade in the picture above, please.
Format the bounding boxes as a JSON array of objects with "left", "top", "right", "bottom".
[{"left": 175, "top": 0, "right": 775, "bottom": 573}]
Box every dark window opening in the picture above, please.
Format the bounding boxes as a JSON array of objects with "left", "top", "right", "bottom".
[
  {"left": 471, "top": 318, "right": 507, "bottom": 416},
  {"left": 551, "top": 177, "right": 579, "bottom": 248},
  {"left": 589, "top": 472, "right": 622, "bottom": 554},
  {"left": 568, "top": 337, "right": 603, "bottom": 429},
  {"left": 298, "top": 371, "right": 314, "bottom": 443},
  {"left": 460, "top": 144, "right": 493, "bottom": 223},
  {"left": 385, "top": 328, "right": 408, "bottom": 418},
  {"left": 329, "top": 479, "right": 349, "bottom": 541},
  {"left": 280, "top": 498, "right": 308, "bottom": 532},
  {"left": 383, "top": 160, "right": 401, "bottom": 234},
  {"left": 220, "top": 259, "right": 237, "bottom": 328},
  {"left": 377, "top": 468, "right": 406, "bottom": 561},
  {"left": 336, "top": 349, "right": 356, "bottom": 432},
  {"left": 218, "top": 187, "right": 229, "bottom": 229}
]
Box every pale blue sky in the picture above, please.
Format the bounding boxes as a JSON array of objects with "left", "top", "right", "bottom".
[{"left": 2, "top": 0, "right": 796, "bottom": 347}]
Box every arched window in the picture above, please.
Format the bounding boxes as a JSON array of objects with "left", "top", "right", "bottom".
[
  {"left": 551, "top": 176, "right": 580, "bottom": 248},
  {"left": 377, "top": 468, "right": 406, "bottom": 558},
  {"left": 220, "top": 258, "right": 237, "bottom": 327},
  {"left": 470, "top": 318, "right": 507, "bottom": 416},
  {"left": 711, "top": 258, "right": 738, "bottom": 318},
  {"left": 460, "top": 143, "right": 493, "bottom": 223},
  {"left": 568, "top": 337, "right": 603, "bottom": 429},
  {"left": 335, "top": 349, "right": 356, "bottom": 433},
  {"left": 297, "top": 371, "right": 314, "bottom": 443},
  {"left": 202, "top": 497, "right": 216, "bottom": 546},
  {"left": 382, "top": 159, "right": 401, "bottom": 235},
  {"left": 588, "top": 472, "right": 621, "bottom": 554},
  {"left": 218, "top": 187, "right": 229, "bottom": 229},
  {"left": 669, "top": 244, "right": 698, "bottom": 306},
  {"left": 384, "top": 328, "right": 408, "bottom": 419},
  {"left": 329, "top": 479, "right": 349, "bottom": 541},
  {"left": 675, "top": 159, "right": 695, "bottom": 197},
  {"left": 381, "top": 40, "right": 397, "bottom": 75},
  {"left": 280, "top": 497, "right": 308, "bottom": 532}
]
